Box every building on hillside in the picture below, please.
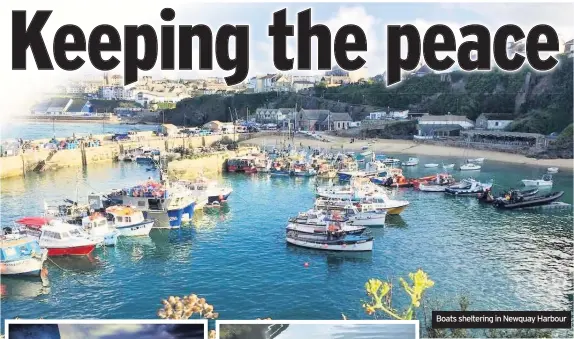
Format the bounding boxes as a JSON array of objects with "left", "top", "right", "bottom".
[
  {"left": 114, "top": 107, "right": 143, "bottom": 117},
  {"left": 66, "top": 83, "right": 85, "bottom": 94},
  {"left": 255, "top": 108, "right": 296, "bottom": 123},
  {"left": 160, "top": 124, "right": 179, "bottom": 136},
  {"left": 100, "top": 86, "right": 133, "bottom": 100},
  {"left": 475, "top": 113, "right": 514, "bottom": 130},
  {"left": 46, "top": 98, "right": 73, "bottom": 115},
  {"left": 30, "top": 100, "right": 52, "bottom": 115},
  {"left": 368, "top": 110, "right": 409, "bottom": 120},
  {"left": 413, "top": 63, "right": 433, "bottom": 77},
  {"left": 292, "top": 80, "right": 314, "bottom": 92},
  {"left": 462, "top": 130, "right": 547, "bottom": 148},
  {"left": 416, "top": 115, "right": 474, "bottom": 138}
]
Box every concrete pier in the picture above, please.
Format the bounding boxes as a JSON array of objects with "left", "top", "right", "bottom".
[{"left": 0, "top": 134, "right": 248, "bottom": 180}]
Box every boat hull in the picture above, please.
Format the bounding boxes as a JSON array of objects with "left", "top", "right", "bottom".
[
  {"left": 147, "top": 201, "right": 196, "bottom": 229},
  {"left": 0, "top": 250, "right": 48, "bottom": 276},
  {"left": 347, "top": 217, "right": 386, "bottom": 227},
  {"left": 46, "top": 244, "right": 95, "bottom": 256},
  {"left": 494, "top": 191, "right": 564, "bottom": 210},
  {"left": 115, "top": 220, "right": 154, "bottom": 237},
  {"left": 286, "top": 237, "right": 373, "bottom": 251},
  {"left": 385, "top": 205, "right": 408, "bottom": 215},
  {"left": 521, "top": 180, "right": 553, "bottom": 187}
]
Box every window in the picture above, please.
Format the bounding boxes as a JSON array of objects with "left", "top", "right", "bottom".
[
  {"left": 116, "top": 216, "right": 123, "bottom": 222},
  {"left": 125, "top": 216, "right": 131, "bottom": 223},
  {"left": 138, "top": 201, "right": 146, "bottom": 207},
  {"left": 495, "top": 122, "right": 499, "bottom": 126}
]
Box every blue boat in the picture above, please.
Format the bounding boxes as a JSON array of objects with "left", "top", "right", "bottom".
[{"left": 0, "top": 234, "right": 48, "bottom": 276}]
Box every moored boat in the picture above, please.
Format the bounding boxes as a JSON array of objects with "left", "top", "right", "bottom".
[
  {"left": 521, "top": 174, "right": 553, "bottom": 187},
  {"left": 444, "top": 179, "right": 492, "bottom": 195},
  {"left": 460, "top": 163, "right": 481, "bottom": 171},
  {"left": 424, "top": 163, "right": 439, "bottom": 168},
  {"left": 81, "top": 214, "right": 120, "bottom": 246},
  {"left": 0, "top": 233, "right": 48, "bottom": 276},
  {"left": 105, "top": 206, "right": 154, "bottom": 237},
  {"left": 492, "top": 191, "right": 565, "bottom": 210},
  {"left": 547, "top": 167, "right": 559, "bottom": 174},
  {"left": 16, "top": 217, "right": 99, "bottom": 256},
  {"left": 403, "top": 157, "right": 419, "bottom": 166}
]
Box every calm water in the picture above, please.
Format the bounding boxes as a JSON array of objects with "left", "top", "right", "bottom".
[
  {"left": 1, "top": 121, "right": 158, "bottom": 140},
  {"left": 0, "top": 157, "right": 572, "bottom": 336}
]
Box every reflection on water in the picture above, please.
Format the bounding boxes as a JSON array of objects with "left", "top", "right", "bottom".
[
  {"left": 1, "top": 277, "right": 51, "bottom": 301},
  {"left": 0, "top": 156, "right": 572, "bottom": 338}
]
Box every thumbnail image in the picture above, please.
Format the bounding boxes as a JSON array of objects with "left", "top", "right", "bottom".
[
  {"left": 7, "top": 323, "right": 205, "bottom": 339},
  {"left": 217, "top": 321, "right": 418, "bottom": 339}
]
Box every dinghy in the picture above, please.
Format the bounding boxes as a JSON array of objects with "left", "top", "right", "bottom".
[
  {"left": 403, "top": 158, "right": 419, "bottom": 166},
  {"left": 424, "top": 163, "right": 439, "bottom": 168},
  {"left": 442, "top": 163, "right": 455, "bottom": 169},
  {"left": 493, "top": 191, "right": 564, "bottom": 210},
  {"left": 547, "top": 167, "right": 559, "bottom": 174},
  {"left": 444, "top": 179, "right": 492, "bottom": 195}
]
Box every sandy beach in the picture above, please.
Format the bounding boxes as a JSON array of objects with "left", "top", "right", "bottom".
[{"left": 241, "top": 135, "right": 574, "bottom": 170}]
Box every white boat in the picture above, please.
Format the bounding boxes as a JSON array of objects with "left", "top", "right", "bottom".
[
  {"left": 287, "top": 213, "right": 366, "bottom": 237},
  {"left": 467, "top": 158, "right": 485, "bottom": 163},
  {"left": 403, "top": 157, "right": 419, "bottom": 166},
  {"left": 16, "top": 218, "right": 99, "bottom": 256},
  {"left": 418, "top": 183, "right": 447, "bottom": 192},
  {"left": 315, "top": 193, "right": 410, "bottom": 216},
  {"left": 547, "top": 167, "right": 559, "bottom": 174},
  {"left": 105, "top": 206, "right": 154, "bottom": 237},
  {"left": 442, "top": 164, "right": 455, "bottom": 169},
  {"left": 521, "top": 174, "right": 553, "bottom": 187},
  {"left": 291, "top": 206, "right": 386, "bottom": 227},
  {"left": 460, "top": 163, "right": 481, "bottom": 171},
  {"left": 342, "top": 205, "right": 387, "bottom": 226},
  {"left": 81, "top": 214, "right": 121, "bottom": 246},
  {"left": 0, "top": 233, "right": 48, "bottom": 276},
  {"left": 444, "top": 179, "right": 492, "bottom": 195},
  {"left": 285, "top": 217, "right": 374, "bottom": 252},
  {"left": 382, "top": 158, "right": 401, "bottom": 166},
  {"left": 424, "top": 163, "right": 439, "bottom": 168}
]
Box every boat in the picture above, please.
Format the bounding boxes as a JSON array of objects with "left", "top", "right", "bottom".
[
  {"left": 382, "top": 158, "right": 401, "bottom": 166},
  {"left": 105, "top": 206, "right": 154, "bottom": 237},
  {"left": 291, "top": 163, "right": 317, "bottom": 177},
  {"left": 0, "top": 233, "right": 48, "bottom": 276},
  {"left": 521, "top": 174, "right": 553, "bottom": 187},
  {"left": 287, "top": 212, "right": 366, "bottom": 237},
  {"left": 478, "top": 188, "right": 539, "bottom": 203},
  {"left": 316, "top": 164, "right": 337, "bottom": 179},
  {"left": 315, "top": 193, "right": 410, "bottom": 215},
  {"left": 291, "top": 206, "right": 387, "bottom": 227},
  {"left": 417, "top": 183, "right": 447, "bottom": 192},
  {"left": 547, "top": 167, "right": 559, "bottom": 174},
  {"left": 460, "top": 163, "right": 481, "bottom": 171},
  {"left": 467, "top": 158, "right": 485, "bottom": 163},
  {"left": 135, "top": 148, "right": 160, "bottom": 164},
  {"left": 80, "top": 214, "right": 121, "bottom": 246},
  {"left": 403, "top": 157, "right": 419, "bottom": 166},
  {"left": 16, "top": 217, "right": 99, "bottom": 256},
  {"left": 424, "top": 163, "right": 439, "bottom": 168},
  {"left": 444, "top": 179, "right": 492, "bottom": 195},
  {"left": 90, "top": 178, "right": 196, "bottom": 229},
  {"left": 442, "top": 163, "right": 455, "bottom": 169},
  {"left": 226, "top": 156, "right": 258, "bottom": 173},
  {"left": 492, "top": 191, "right": 565, "bottom": 210},
  {"left": 341, "top": 205, "right": 387, "bottom": 226},
  {"left": 285, "top": 218, "right": 374, "bottom": 252},
  {"left": 177, "top": 177, "right": 233, "bottom": 208}
]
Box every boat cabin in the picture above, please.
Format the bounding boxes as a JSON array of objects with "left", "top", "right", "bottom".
[
  {"left": 0, "top": 234, "right": 42, "bottom": 262},
  {"left": 39, "top": 221, "right": 87, "bottom": 243},
  {"left": 106, "top": 206, "right": 146, "bottom": 226},
  {"left": 81, "top": 214, "right": 109, "bottom": 232}
]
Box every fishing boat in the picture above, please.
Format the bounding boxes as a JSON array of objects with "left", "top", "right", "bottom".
[
  {"left": 105, "top": 206, "right": 154, "bottom": 237},
  {"left": 287, "top": 212, "right": 366, "bottom": 236},
  {"left": 81, "top": 214, "right": 121, "bottom": 246},
  {"left": 0, "top": 233, "right": 48, "bottom": 276},
  {"left": 547, "top": 167, "right": 559, "bottom": 174},
  {"left": 460, "top": 163, "right": 481, "bottom": 171},
  {"left": 492, "top": 191, "right": 565, "bottom": 210},
  {"left": 177, "top": 177, "right": 233, "bottom": 208},
  {"left": 382, "top": 158, "right": 401, "bottom": 166},
  {"left": 291, "top": 206, "right": 387, "bottom": 227},
  {"left": 16, "top": 217, "right": 99, "bottom": 256},
  {"left": 403, "top": 157, "right": 419, "bottom": 166},
  {"left": 521, "top": 174, "right": 553, "bottom": 187},
  {"left": 227, "top": 156, "right": 258, "bottom": 173},
  {"left": 90, "top": 178, "right": 196, "bottom": 229},
  {"left": 316, "top": 164, "right": 337, "bottom": 179},
  {"left": 135, "top": 148, "right": 160, "bottom": 164},
  {"left": 424, "top": 163, "right": 439, "bottom": 168},
  {"left": 444, "top": 179, "right": 492, "bottom": 195},
  {"left": 285, "top": 218, "right": 374, "bottom": 252},
  {"left": 315, "top": 193, "right": 410, "bottom": 215},
  {"left": 292, "top": 163, "right": 317, "bottom": 177}
]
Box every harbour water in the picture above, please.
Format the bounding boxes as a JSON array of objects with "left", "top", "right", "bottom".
[
  {"left": 1, "top": 156, "right": 572, "bottom": 335},
  {"left": 1, "top": 121, "right": 157, "bottom": 140},
  {"left": 277, "top": 323, "right": 417, "bottom": 339}
]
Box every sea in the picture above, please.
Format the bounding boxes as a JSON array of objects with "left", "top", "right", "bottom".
[
  {"left": 0, "top": 123, "right": 572, "bottom": 337},
  {"left": 1, "top": 121, "right": 158, "bottom": 140}
]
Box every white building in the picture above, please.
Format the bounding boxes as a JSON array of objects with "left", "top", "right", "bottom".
[
  {"left": 255, "top": 108, "right": 296, "bottom": 123},
  {"left": 292, "top": 81, "right": 314, "bottom": 92},
  {"left": 475, "top": 113, "right": 514, "bottom": 130},
  {"left": 369, "top": 110, "right": 409, "bottom": 120},
  {"left": 100, "top": 86, "right": 134, "bottom": 100}
]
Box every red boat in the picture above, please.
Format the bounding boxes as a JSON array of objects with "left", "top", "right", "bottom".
[
  {"left": 15, "top": 217, "right": 98, "bottom": 256},
  {"left": 227, "top": 156, "right": 258, "bottom": 173}
]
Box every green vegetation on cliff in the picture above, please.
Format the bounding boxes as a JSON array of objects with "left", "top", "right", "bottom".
[{"left": 165, "top": 57, "right": 572, "bottom": 136}]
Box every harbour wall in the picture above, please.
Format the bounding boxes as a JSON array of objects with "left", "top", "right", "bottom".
[
  {"left": 0, "top": 134, "right": 252, "bottom": 180},
  {"left": 168, "top": 147, "right": 258, "bottom": 179}
]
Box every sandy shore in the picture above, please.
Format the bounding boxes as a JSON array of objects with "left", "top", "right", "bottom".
[{"left": 242, "top": 135, "right": 574, "bottom": 170}]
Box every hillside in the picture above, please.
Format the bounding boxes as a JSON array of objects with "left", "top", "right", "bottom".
[{"left": 164, "top": 56, "right": 572, "bottom": 136}]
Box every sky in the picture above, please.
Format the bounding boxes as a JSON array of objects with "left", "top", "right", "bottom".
[
  {"left": 276, "top": 323, "right": 417, "bottom": 338},
  {"left": 1, "top": 0, "right": 573, "bottom": 114}
]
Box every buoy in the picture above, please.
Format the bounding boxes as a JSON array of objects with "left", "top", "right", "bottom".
[{"left": 304, "top": 262, "right": 309, "bottom": 267}]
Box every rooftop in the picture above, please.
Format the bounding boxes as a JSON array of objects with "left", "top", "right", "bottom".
[
  {"left": 479, "top": 113, "right": 515, "bottom": 120},
  {"left": 419, "top": 115, "right": 473, "bottom": 123}
]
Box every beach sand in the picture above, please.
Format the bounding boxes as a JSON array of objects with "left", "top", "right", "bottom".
[{"left": 241, "top": 135, "right": 574, "bottom": 170}]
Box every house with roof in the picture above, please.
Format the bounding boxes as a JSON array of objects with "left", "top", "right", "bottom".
[
  {"left": 475, "top": 113, "right": 514, "bottom": 130},
  {"left": 255, "top": 108, "right": 296, "bottom": 123},
  {"left": 296, "top": 109, "right": 353, "bottom": 131},
  {"left": 413, "top": 63, "right": 433, "bottom": 77},
  {"left": 416, "top": 114, "right": 474, "bottom": 138}
]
